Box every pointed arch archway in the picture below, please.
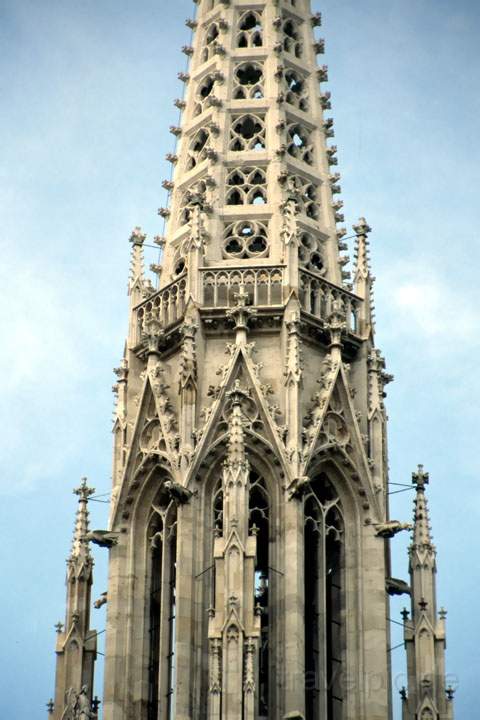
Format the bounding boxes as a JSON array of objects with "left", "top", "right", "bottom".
[{"left": 302, "top": 458, "right": 364, "bottom": 720}]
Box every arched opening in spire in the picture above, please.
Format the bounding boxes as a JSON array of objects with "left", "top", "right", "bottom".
[
  {"left": 186, "top": 128, "right": 210, "bottom": 171},
  {"left": 237, "top": 11, "right": 263, "bottom": 48},
  {"left": 284, "top": 68, "right": 309, "bottom": 112},
  {"left": 226, "top": 167, "right": 267, "bottom": 206},
  {"left": 283, "top": 17, "right": 303, "bottom": 58},
  {"left": 234, "top": 62, "right": 264, "bottom": 100},
  {"left": 304, "top": 474, "right": 345, "bottom": 720},
  {"left": 202, "top": 22, "right": 219, "bottom": 63},
  {"left": 230, "top": 114, "right": 266, "bottom": 152}
]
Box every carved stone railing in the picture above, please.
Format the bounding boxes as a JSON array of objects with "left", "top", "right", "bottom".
[
  {"left": 201, "top": 265, "right": 285, "bottom": 308},
  {"left": 299, "top": 269, "right": 362, "bottom": 334},
  {"left": 134, "top": 274, "right": 187, "bottom": 344}
]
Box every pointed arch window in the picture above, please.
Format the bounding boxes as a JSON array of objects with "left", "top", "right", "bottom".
[
  {"left": 237, "top": 11, "right": 263, "bottom": 48},
  {"left": 233, "top": 62, "right": 264, "bottom": 100},
  {"left": 282, "top": 17, "right": 303, "bottom": 58},
  {"left": 186, "top": 128, "right": 211, "bottom": 171},
  {"left": 202, "top": 22, "right": 220, "bottom": 63},
  {"left": 230, "top": 114, "right": 266, "bottom": 152},
  {"left": 226, "top": 167, "right": 267, "bottom": 206},
  {"left": 298, "top": 232, "right": 326, "bottom": 275},
  {"left": 194, "top": 73, "right": 220, "bottom": 117},
  {"left": 287, "top": 123, "right": 314, "bottom": 165},
  {"left": 147, "top": 489, "right": 178, "bottom": 720},
  {"left": 304, "top": 475, "right": 345, "bottom": 720},
  {"left": 283, "top": 68, "right": 309, "bottom": 112}
]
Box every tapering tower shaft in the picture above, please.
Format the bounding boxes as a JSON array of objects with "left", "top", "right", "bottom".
[{"left": 157, "top": 0, "right": 348, "bottom": 300}]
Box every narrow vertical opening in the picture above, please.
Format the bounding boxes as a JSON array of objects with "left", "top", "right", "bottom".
[
  {"left": 304, "top": 476, "right": 345, "bottom": 720},
  {"left": 147, "top": 491, "right": 178, "bottom": 720},
  {"left": 148, "top": 520, "right": 163, "bottom": 720},
  {"left": 326, "top": 524, "right": 343, "bottom": 719},
  {"left": 166, "top": 530, "right": 177, "bottom": 720},
  {"left": 249, "top": 471, "right": 270, "bottom": 719}
]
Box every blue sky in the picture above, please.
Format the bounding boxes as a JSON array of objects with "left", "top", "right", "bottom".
[{"left": 0, "top": 1, "right": 479, "bottom": 718}]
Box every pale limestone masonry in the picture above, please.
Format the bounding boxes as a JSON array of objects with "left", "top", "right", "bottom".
[{"left": 49, "top": 1, "right": 455, "bottom": 719}]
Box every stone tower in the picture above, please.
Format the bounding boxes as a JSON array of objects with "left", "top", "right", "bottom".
[{"left": 49, "top": 1, "right": 456, "bottom": 719}]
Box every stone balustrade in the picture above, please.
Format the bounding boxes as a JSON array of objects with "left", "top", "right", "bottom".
[
  {"left": 132, "top": 267, "right": 361, "bottom": 345},
  {"left": 135, "top": 274, "right": 187, "bottom": 344},
  {"left": 201, "top": 265, "right": 285, "bottom": 308},
  {"left": 299, "top": 268, "right": 361, "bottom": 333}
]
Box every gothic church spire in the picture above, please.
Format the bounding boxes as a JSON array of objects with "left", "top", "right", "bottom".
[{"left": 402, "top": 466, "right": 454, "bottom": 720}]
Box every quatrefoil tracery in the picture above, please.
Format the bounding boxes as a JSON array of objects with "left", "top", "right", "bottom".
[
  {"left": 223, "top": 221, "right": 269, "bottom": 259},
  {"left": 230, "top": 114, "right": 266, "bottom": 152}
]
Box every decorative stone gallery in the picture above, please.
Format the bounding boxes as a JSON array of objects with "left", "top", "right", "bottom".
[{"left": 48, "top": 2, "right": 455, "bottom": 719}]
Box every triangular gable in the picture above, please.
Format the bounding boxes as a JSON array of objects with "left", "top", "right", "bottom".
[
  {"left": 188, "top": 344, "right": 290, "bottom": 485},
  {"left": 302, "top": 361, "right": 375, "bottom": 499},
  {"left": 112, "top": 373, "right": 178, "bottom": 521}
]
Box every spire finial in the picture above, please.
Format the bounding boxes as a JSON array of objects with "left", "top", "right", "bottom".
[{"left": 412, "top": 463, "right": 429, "bottom": 491}]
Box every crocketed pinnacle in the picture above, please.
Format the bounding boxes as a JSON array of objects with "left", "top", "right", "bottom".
[
  {"left": 225, "top": 381, "right": 248, "bottom": 468},
  {"left": 70, "top": 477, "right": 95, "bottom": 562},
  {"left": 128, "top": 226, "right": 146, "bottom": 293},
  {"left": 411, "top": 464, "right": 434, "bottom": 550},
  {"left": 353, "top": 217, "right": 372, "bottom": 285}
]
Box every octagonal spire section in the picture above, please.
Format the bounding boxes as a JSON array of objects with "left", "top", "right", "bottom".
[{"left": 159, "top": 0, "right": 349, "bottom": 309}]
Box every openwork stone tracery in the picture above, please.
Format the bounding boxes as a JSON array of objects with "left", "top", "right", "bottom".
[{"left": 50, "top": 3, "right": 455, "bottom": 720}]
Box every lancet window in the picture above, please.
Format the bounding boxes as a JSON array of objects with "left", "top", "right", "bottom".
[
  {"left": 282, "top": 17, "right": 303, "bottom": 58},
  {"left": 237, "top": 11, "right": 263, "bottom": 48},
  {"left": 147, "top": 491, "right": 178, "bottom": 720},
  {"left": 186, "top": 128, "right": 210, "bottom": 170},
  {"left": 223, "top": 221, "right": 269, "bottom": 259},
  {"left": 298, "top": 232, "right": 325, "bottom": 275},
  {"left": 233, "top": 62, "right": 264, "bottom": 100},
  {"left": 283, "top": 68, "right": 309, "bottom": 112},
  {"left": 304, "top": 475, "right": 345, "bottom": 720},
  {"left": 230, "top": 114, "right": 266, "bottom": 152},
  {"left": 202, "top": 22, "right": 220, "bottom": 63},
  {"left": 287, "top": 123, "right": 314, "bottom": 165},
  {"left": 226, "top": 167, "right": 267, "bottom": 206}
]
